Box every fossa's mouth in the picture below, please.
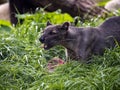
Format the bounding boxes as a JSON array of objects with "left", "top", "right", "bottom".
[
  {"left": 44, "top": 44, "right": 50, "bottom": 50},
  {"left": 44, "top": 44, "right": 48, "bottom": 49},
  {"left": 42, "top": 43, "right": 54, "bottom": 50},
  {"left": 43, "top": 40, "right": 59, "bottom": 50}
]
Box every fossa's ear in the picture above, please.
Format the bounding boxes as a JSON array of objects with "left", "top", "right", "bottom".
[
  {"left": 46, "top": 21, "right": 52, "bottom": 26},
  {"left": 61, "top": 22, "right": 70, "bottom": 30}
]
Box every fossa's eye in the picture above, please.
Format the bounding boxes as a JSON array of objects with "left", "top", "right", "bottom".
[{"left": 50, "top": 30, "right": 57, "bottom": 35}]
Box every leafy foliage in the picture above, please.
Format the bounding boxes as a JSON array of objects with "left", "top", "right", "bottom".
[{"left": 0, "top": 9, "right": 120, "bottom": 90}]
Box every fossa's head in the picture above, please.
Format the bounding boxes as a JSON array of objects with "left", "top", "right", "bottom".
[{"left": 39, "top": 21, "right": 70, "bottom": 50}]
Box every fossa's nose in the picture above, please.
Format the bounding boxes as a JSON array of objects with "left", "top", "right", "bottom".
[{"left": 39, "top": 36, "right": 45, "bottom": 43}]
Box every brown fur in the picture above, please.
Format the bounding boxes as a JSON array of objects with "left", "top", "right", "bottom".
[{"left": 39, "top": 16, "right": 120, "bottom": 62}]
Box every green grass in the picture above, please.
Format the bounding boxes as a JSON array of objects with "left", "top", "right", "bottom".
[{"left": 0, "top": 9, "right": 120, "bottom": 90}]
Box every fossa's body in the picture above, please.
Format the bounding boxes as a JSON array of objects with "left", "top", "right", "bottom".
[{"left": 40, "top": 16, "right": 120, "bottom": 62}]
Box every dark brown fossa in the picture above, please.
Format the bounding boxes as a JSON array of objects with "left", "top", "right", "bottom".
[{"left": 40, "top": 16, "right": 120, "bottom": 62}]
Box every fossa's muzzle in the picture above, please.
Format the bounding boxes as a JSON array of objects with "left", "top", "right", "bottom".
[{"left": 39, "top": 36, "right": 45, "bottom": 43}]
